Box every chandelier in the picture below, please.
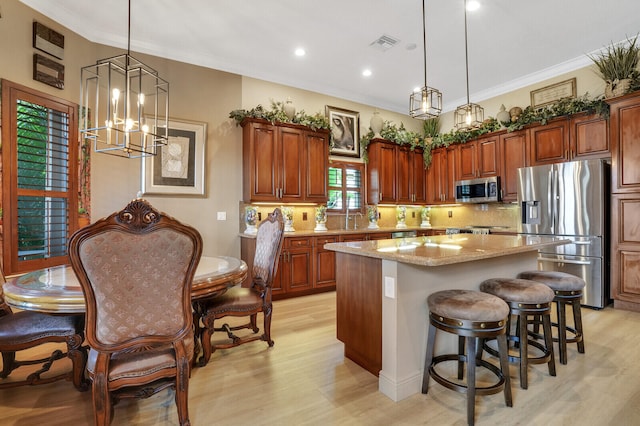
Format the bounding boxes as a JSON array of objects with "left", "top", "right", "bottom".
[
  {"left": 80, "top": 0, "right": 169, "bottom": 158},
  {"left": 409, "top": 0, "right": 442, "bottom": 119},
  {"left": 454, "top": 0, "right": 484, "bottom": 130}
]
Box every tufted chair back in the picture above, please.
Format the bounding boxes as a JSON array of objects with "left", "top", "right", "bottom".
[
  {"left": 252, "top": 208, "right": 285, "bottom": 289},
  {"left": 69, "top": 198, "right": 202, "bottom": 426}
]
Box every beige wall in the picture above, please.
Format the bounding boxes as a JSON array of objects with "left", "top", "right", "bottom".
[{"left": 1, "top": 0, "right": 609, "bottom": 257}]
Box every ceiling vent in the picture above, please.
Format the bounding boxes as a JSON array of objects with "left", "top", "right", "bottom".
[{"left": 369, "top": 34, "right": 400, "bottom": 52}]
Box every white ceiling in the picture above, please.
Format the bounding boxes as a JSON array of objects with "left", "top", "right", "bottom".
[{"left": 21, "top": 0, "right": 640, "bottom": 114}]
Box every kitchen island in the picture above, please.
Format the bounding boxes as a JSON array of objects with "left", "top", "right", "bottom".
[{"left": 324, "top": 233, "right": 568, "bottom": 402}]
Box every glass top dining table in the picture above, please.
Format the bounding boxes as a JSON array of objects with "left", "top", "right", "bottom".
[{"left": 3, "top": 255, "right": 247, "bottom": 313}]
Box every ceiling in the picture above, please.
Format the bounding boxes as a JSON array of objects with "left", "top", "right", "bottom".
[{"left": 21, "top": 0, "right": 640, "bottom": 115}]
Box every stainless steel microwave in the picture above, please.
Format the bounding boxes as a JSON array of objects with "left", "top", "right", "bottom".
[{"left": 454, "top": 176, "right": 500, "bottom": 203}]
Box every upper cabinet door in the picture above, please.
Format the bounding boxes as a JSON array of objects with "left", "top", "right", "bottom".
[
  {"left": 569, "top": 112, "right": 610, "bottom": 160},
  {"left": 367, "top": 140, "right": 397, "bottom": 204},
  {"left": 609, "top": 92, "right": 640, "bottom": 192},
  {"left": 305, "top": 132, "right": 329, "bottom": 202},
  {"left": 529, "top": 118, "right": 570, "bottom": 165},
  {"left": 279, "top": 127, "right": 305, "bottom": 202},
  {"left": 499, "top": 129, "right": 529, "bottom": 202},
  {"left": 243, "top": 120, "right": 279, "bottom": 201}
]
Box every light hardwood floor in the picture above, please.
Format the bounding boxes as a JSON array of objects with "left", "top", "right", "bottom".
[{"left": 1, "top": 291, "right": 639, "bottom": 425}]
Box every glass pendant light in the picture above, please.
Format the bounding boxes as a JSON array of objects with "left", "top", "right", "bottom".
[
  {"left": 80, "top": 0, "right": 169, "bottom": 158},
  {"left": 454, "top": 0, "right": 484, "bottom": 130},
  {"left": 409, "top": 0, "right": 442, "bottom": 119}
]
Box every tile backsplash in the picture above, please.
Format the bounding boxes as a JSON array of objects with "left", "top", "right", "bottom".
[{"left": 239, "top": 202, "right": 520, "bottom": 232}]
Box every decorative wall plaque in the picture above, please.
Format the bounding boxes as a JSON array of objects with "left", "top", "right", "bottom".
[{"left": 33, "top": 22, "right": 64, "bottom": 60}]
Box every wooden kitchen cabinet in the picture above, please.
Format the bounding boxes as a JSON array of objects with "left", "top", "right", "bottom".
[
  {"left": 529, "top": 117, "right": 570, "bottom": 166},
  {"left": 457, "top": 134, "right": 500, "bottom": 180},
  {"left": 367, "top": 139, "right": 397, "bottom": 204},
  {"left": 314, "top": 236, "right": 337, "bottom": 289},
  {"left": 610, "top": 194, "right": 640, "bottom": 311},
  {"left": 499, "top": 129, "right": 529, "bottom": 202},
  {"left": 609, "top": 93, "right": 640, "bottom": 193},
  {"left": 426, "top": 145, "right": 457, "bottom": 204},
  {"left": 366, "top": 139, "right": 425, "bottom": 205},
  {"left": 569, "top": 112, "right": 610, "bottom": 160},
  {"left": 607, "top": 92, "right": 640, "bottom": 311},
  {"left": 529, "top": 114, "right": 609, "bottom": 167},
  {"left": 397, "top": 145, "right": 427, "bottom": 204},
  {"left": 272, "top": 237, "right": 313, "bottom": 298},
  {"left": 242, "top": 118, "right": 329, "bottom": 203}
]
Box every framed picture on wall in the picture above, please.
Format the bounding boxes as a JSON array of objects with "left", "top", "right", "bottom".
[
  {"left": 326, "top": 105, "right": 360, "bottom": 158},
  {"left": 141, "top": 118, "right": 207, "bottom": 195}
]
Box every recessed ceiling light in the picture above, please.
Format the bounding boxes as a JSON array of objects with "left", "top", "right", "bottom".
[
  {"left": 362, "top": 69, "right": 372, "bottom": 77},
  {"left": 295, "top": 48, "right": 306, "bottom": 57},
  {"left": 467, "top": 1, "right": 480, "bottom": 11}
]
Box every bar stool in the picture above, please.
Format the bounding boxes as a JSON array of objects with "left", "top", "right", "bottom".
[
  {"left": 517, "top": 271, "right": 585, "bottom": 365},
  {"left": 422, "top": 289, "right": 512, "bottom": 426},
  {"left": 479, "top": 278, "right": 556, "bottom": 389}
]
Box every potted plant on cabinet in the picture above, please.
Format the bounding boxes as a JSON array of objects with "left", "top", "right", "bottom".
[
  {"left": 78, "top": 207, "right": 90, "bottom": 228},
  {"left": 588, "top": 35, "right": 640, "bottom": 98}
]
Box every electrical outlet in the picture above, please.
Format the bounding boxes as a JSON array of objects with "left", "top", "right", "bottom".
[
  {"left": 258, "top": 212, "right": 262, "bottom": 221},
  {"left": 217, "top": 211, "right": 226, "bottom": 220},
  {"left": 303, "top": 212, "right": 308, "bottom": 221},
  {"left": 448, "top": 210, "right": 453, "bottom": 218},
  {"left": 412, "top": 211, "right": 415, "bottom": 218}
]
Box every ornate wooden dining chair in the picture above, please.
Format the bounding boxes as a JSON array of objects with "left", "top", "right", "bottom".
[
  {"left": 0, "top": 266, "right": 88, "bottom": 391},
  {"left": 193, "top": 208, "right": 284, "bottom": 367},
  {"left": 68, "top": 199, "right": 202, "bottom": 426}
]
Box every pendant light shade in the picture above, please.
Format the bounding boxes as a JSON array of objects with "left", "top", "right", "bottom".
[
  {"left": 80, "top": 0, "right": 169, "bottom": 158},
  {"left": 454, "top": 0, "right": 483, "bottom": 131},
  {"left": 409, "top": 0, "right": 442, "bottom": 119}
]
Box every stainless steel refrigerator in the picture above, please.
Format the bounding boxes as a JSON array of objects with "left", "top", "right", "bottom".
[{"left": 517, "top": 159, "right": 610, "bottom": 308}]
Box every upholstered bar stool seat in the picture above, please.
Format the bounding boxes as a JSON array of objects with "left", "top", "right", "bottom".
[
  {"left": 480, "top": 278, "right": 556, "bottom": 390},
  {"left": 518, "top": 271, "right": 586, "bottom": 365},
  {"left": 422, "top": 290, "right": 512, "bottom": 426}
]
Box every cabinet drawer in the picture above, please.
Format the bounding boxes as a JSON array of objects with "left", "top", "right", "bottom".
[
  {"left": 286, "top": 237, "right": 312, "bottom": 248},
  {"left": 314, "top": 236, "right": 337, "bottom": 247}
]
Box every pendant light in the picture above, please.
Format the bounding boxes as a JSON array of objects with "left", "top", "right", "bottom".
[
  {"left": 454, "top": 0, "right": 484, "bottom": 130},
  {"left": 409, "top": 0, "right": 442, "bottom": 119},
  {"left": 80, "top": 0, "right": 169, "bottom": 158}
]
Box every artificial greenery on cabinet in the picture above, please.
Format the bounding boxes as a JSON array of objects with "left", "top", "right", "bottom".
[{"left": 229, "top": 101, "right": 330, "bottom": 131}]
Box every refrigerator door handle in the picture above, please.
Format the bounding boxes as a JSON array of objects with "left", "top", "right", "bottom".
[
  {"left": 537, "top": 256, "right": 592, "bottom": 265},
  {"left": 553, "top": 169, "right": 559, "bottom": 234},
  {"left": 548, "top": 170, "right": 554, "bottom": 233},
  {"left": 573, "top": 240, "right": 593, "bottom": 246}
]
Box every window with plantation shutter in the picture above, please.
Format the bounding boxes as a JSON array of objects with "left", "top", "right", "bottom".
[
  {"left": 327, "top": 161, "right": 364, "bottom": 213},
  {"left": 2, "top": 80, "right": 78, "bottom": 275}
]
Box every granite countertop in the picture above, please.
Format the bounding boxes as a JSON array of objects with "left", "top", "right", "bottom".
[{"left": 324, "top": 234, "right": 568, "bottom": 267}]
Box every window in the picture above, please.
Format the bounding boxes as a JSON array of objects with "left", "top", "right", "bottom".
[
  {"left": 2, "top": 80, "right": 78, "bottom": 274},
  {"left": 327, "top": 161, "right": 364, "bottom": 213}
]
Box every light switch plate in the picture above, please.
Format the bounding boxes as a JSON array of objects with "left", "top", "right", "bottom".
[
  {"left": 384, "top": 276, "right": 395, "bottom": 299},
  {"left": 217, "top": 211, "right": 227, "bottom": 220}
]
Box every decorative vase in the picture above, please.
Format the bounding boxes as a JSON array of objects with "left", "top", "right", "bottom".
[
  {"left": 605, "top": 78, "right": 632, "bottom": 98},
  {"left": 282, "top": 206, "right": 295, "bottom": 232},
  {"left": 370, "top": 111, "right": 383, "bottom": 138},
  {"left": 395, "top": 206, "right": 407, "bottom": 229},
  {"left": 496, "top": 104, "right": 510, "bottom": 126},
  {"left": 367, "top": 205, "right": 379, "bottom": 229},
  {"left": 283, "top": 98, "right": 296, "bottom": 120},
  {"left": 244, "top": 205, "right": 258, "bottom": 235},
  {"left": 314, "top": 205, "right": 327, "bottom": 232},
  {"left": 509, "top": 106, "right": 523, "bottom": 122},
  {"left": 420, "top": 206, "right": 431, "bottom": 228}
]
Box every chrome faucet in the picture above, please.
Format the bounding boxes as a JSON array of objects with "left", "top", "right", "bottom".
[{"left": 345, "top": 198, "right": 350, "bottom": 230}]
